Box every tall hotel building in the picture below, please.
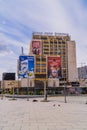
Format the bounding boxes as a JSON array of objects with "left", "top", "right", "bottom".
[
  {"left": 1, "top": 32, "right": 78, "bottom": 92},
  {"left": 29, "top": 32, "right": 77, "bottom": 88}
]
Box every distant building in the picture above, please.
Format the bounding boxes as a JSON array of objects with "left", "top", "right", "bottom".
[
  {"left": 78, "top": 66, "right": 87, "bottom": 91},
  {"left": 1, "top": 72, "right": 17, "bottom": 90},
  {"left": 78, "top": 66, "right": 87, "bottom": 79}
]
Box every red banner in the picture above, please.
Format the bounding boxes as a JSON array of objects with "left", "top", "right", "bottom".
[
  {"left": 32, "top": 41, "right": 41, "bottom": 55},
  {"left": 48, "top": 57, "right": 61, "bottom": 78}
]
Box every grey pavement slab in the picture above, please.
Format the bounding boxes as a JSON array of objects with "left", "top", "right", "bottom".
[{"left": 0, "top": 96, "right": 87, "bottom": 130}]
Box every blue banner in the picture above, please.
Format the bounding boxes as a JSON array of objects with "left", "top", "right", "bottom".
[{"left": 18, "top": 56, "right": 34, "bottom": 78}]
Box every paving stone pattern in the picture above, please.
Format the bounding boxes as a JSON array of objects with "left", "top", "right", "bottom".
[{"left": 0, "top": 96, "right": 87, "bottom": 130}]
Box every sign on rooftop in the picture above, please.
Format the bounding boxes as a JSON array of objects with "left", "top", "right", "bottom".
[{"left": 32, "top": 32, "right": 69, "bottom": 36}]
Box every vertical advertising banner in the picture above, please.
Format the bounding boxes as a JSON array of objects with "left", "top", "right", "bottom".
[
  {"left": 28, "top": 56, "right": 34, "bottom": 78},
  {"left": 18, "top": 56, "right": 34, "bottom": 78},
  {"left": 48, "top": 57, "right": 62, "bottom": 79},
  {"left": 32, "top": 40, "right": 41, "bottom": 55}
]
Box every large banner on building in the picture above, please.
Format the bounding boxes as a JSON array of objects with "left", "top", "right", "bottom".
[
  {"left": 48, "top": 57, "right": 62, "bottom": 79},
  {"left": 32, "top": 40, "right": 41, "bottom": 55},
  {"left": 18, "top": 56, "right": 34, "bottom": 78}
]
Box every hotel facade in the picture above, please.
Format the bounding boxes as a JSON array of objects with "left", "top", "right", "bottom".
[
  {"left": 24, "top": 32, "right": 78, "bottom": 88},
  {"left": 1, "top": 32, "right": 78, "bottom": 94}
]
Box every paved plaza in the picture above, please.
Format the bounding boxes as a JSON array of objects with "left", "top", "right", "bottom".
[{"left": 0, "top": 96, "right": 87, "bottom": 130}]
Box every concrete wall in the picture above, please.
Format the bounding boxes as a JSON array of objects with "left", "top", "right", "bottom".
[
  {"left": 1, "top": 80, "right": 19, "bottom": 89},
  {"left": 67, "top": 41, "right": 78, "bottom": 82},
  {"left": 21, "top": 78, "right": 34, "bottom": 87},
  {"left": 48, "top": 78, "right": 59, "bottom": 87}
]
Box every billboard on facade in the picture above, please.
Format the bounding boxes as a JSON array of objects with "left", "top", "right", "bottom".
[
  {"left": 48, "top": 57, "right": 62, "bottom": 79},
  {"left": 2, "top": 73, "right": 15, "bottom": 80},
  {"left": 18, "top": 56, "right": 34, "bottom": 78},
  {"left": 32, "top": 40, "right": 41, "bottom": 55}
]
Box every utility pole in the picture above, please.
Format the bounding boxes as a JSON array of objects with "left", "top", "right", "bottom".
[
  {"left": 1, "top": 80, "right": 4, "bottom": 100},
  {"left": 44, "top": 79, "right": 47, "bottom": 101},
  {"left": 17, "top": 76, "right": 19, "bottom": 95},
  {"left": 27, "top": 71, "right": 29, "bottom": 101},
  {"left": 64, "top": 78, "right": 67, "bottom": 103},
  {"left": 12, "top": 82, "right": 15, "bottom": 100}
]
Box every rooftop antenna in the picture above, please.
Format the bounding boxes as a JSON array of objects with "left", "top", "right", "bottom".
[{"left": 21, "top": 46, "right": 24, "bottom": 55}]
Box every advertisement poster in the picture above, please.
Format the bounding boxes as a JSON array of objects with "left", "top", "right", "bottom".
[
  {"left": 32, "top": 40, "right": 41, "bottom": 55},
  {"left": 48, "top": 57, "right": 62, "bottom": 79},
  {"left": 18, "top": 56, "right": 34, "bottom": 78}
]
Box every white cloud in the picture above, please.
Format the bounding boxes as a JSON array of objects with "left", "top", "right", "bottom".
[{"left": 0, "top": 0, "right": 87, "bottom": 79}]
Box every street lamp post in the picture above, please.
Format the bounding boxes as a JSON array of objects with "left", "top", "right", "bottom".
[
  {"left": 12, "top": 82, "right": 15, "bottom": 100},
  {"left": 27, "top": 72, "right": 29, "bottom": 101},
  {"left": 64, "top": 78, "right": 67, "bottom": 103},
  {"left": 44, "top": 79, "right": 47, "bottom": 101},
  {"left": 17, "top": 76, "right": 19, "bottom": 95},
  {"left": 1, "top": 80, "right": 4, "bottom": 100},
  {"left": 64, "top": 85, "right": 67, "bottom": 103}
]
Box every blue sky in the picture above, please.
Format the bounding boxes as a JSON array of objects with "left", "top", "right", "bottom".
[{"left": 0, "top": 0, "right": 87, "bottom": 79}]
